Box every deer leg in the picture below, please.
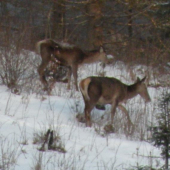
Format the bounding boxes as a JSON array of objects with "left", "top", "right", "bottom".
[
  {"left": 84, "top": 101, "right": 95, "bottom": 127},
  {"left": 67, "top": 66, "right": 72, "bottom": 90},
  {"left": 100, "top": 60, "right": 106, "bottom": 77},
  {"left": 101, "top": 62, "right": 106, "bottom": 69},
  {"left": 118, "top": 104, "right": 133, "bottom": 128},
  {"left": 38, "top": 61, "right": 49, "bottom": 90},
  {"left": 110, "top": 100, "right": 118, "bottom": 124},
  {"left": 101, "top": 55, "right": 107, "bottom": 69},
  {"left": 72, "top": 64, "right": 79, "bottom": 91}
]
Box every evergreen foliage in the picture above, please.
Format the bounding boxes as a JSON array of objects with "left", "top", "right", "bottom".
[
  {"left": 152, "top": 92, "right": 170, "bottom": 170},
  {"left": 149, "top": 1, "right": 170, "bottom": 38}
]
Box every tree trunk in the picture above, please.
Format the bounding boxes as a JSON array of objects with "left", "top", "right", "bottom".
[
  {"left": 51, "top": 0, "right": 66, "bottom": 39},
  {"left": 128, "top": 8, "right": 133, "bottom": 38},
  {"left": 86, "top": 0, "right": 104, "bottom": 49},
  {"left": 165, "top": 141, "right": 169, "bottom": 170}
]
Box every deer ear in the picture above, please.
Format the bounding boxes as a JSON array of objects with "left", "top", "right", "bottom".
[
  {"left": 141, "top": 76, "right": 146, "bottom": 83},
  {"left": 136, "top": 76, "right": 146, "bottom": 83},
  {"left": 136, "top": 77, "right": 140, "bottom": 83},
  {"left": 99, "top": 46, "right": 104, "bottom": 53}
]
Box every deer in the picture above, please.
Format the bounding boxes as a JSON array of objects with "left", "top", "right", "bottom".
[
  {"left": 79, "top": 76, "right": 151, "bottom": 127},
  {"left": 36, "top": 39, "right": 107, "bottom": 91}
]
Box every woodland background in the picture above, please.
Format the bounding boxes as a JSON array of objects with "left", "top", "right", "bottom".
[{"left": 0, "top": 0, "right": 170, "bottom": 67}]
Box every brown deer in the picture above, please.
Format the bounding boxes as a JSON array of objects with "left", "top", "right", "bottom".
[
  {"left": 79, "top": 76, "right": 151, "bottom": 127},
  {"left": 36, "top": 39, "right": 107, "bottom": 91}
]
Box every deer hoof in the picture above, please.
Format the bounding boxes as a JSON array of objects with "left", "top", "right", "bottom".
[
  {"left": 104, "top": 124, "right": 115, "bottom": 134},
  {"left": 86, "top": 122, "right": 92, "bottom": 127},
  {"left": 76, "top": 114, "right": 86, "bottom": 123}
]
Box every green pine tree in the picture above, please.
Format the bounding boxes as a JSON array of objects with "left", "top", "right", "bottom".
[
  {"left": 150, "top": 1, "right": 170, "bottom": 38},
  {"left": 152, "top": 92, "right": 170, "bottom": 170}
]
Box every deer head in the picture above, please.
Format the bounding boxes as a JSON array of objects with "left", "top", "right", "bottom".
[{"left": 134, "top": 77, "right": 151, "bottom": 103}]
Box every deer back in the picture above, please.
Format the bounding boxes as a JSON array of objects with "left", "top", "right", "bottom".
[
  {"left": 80, "top": 77, "right": 127, "bottom": 104},
  {"left": 80, "top": 76, "right": 151, "bottom": 105},
  {"left": 54, "top": 46, "right": 85, "bottom": 65}
]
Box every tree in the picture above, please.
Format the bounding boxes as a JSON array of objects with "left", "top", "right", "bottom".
[
  {"left": 152, "top": 93, "right": 170, "bottom": 170},
  {"left": 149, "top": 1, "right": 170, "bottom": 39},
  {"left": 85, "top": 0, "right": 104, "bottom": 49},
  {"left": 51, "top": 0, "right": 66, "bottom": 40}
]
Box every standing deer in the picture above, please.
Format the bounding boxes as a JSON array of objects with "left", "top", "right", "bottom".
[
  {"left": 36, "top": 39, "right": 107, "bottom": 91},
  {"left": 79, "top": 76, "right": 151, "bottom": 127}
]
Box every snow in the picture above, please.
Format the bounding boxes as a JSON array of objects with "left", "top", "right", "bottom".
[{"left": 0, "top": 55, "right": 166, "bottom": 170}]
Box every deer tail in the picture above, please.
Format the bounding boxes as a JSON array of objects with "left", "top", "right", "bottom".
[
  {"left": 36, "top": 40, "right": 46, "bottom": 54},
  {"left": 79, "top": 77, "right": 91, "bottom": 101},
  {"left": 36, "top": 39, "right": 58, "bottom": 54}
]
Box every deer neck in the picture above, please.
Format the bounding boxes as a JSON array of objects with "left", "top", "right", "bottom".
[
  {"left": 83, "top": 52, "right": 101, "bottom": 64},
  {"left": 125, "top": 83, "right": 138, "bottom": 101}
]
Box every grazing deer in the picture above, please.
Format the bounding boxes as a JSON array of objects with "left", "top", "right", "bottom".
[
  {"left": 79, "top": 76, "right": 151, "bottom": 127},
  {"left": 36, "top": 39, "right": 107, "bottom": 91}
]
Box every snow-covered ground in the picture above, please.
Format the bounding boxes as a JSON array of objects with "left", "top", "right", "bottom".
[{"left": 0, "top": 55, "right": 167, "bottom": 170}]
